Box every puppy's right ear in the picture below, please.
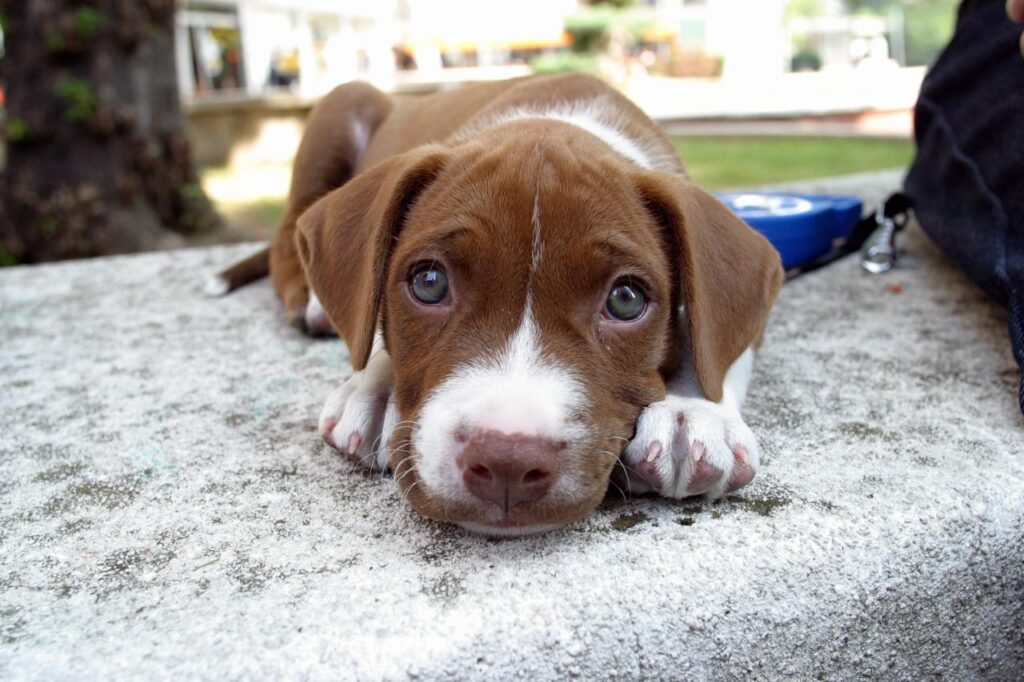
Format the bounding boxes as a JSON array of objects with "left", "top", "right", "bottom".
[
  {"left": 295, "top": 146, "right": 449, "bottom": 370},
  {"left": 635, "top": 171, "right": 784, "bottom": 403}
]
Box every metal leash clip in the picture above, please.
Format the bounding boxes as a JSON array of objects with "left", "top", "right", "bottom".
[{"left": 861, "top": 199, "right": 910, "bottom": 275}]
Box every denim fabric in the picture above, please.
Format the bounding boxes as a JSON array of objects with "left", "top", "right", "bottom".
[{"left": 905, "top": 0, "right": 1024, "bottom": 414}]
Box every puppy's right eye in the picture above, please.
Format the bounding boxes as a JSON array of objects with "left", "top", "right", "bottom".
[
  {"left": 409, "top": 263, "right": 449, "bottom": 305},
  {"left": 604, "top": 279, "right": 647, "bottom": 321}
]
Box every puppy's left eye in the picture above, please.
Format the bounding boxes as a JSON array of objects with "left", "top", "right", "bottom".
[
  {"left": 605, "top": 280, "right": 647, "bottom": 321},
  {"left": 409, "top": 263, "right": 449, "bottom": 305}
]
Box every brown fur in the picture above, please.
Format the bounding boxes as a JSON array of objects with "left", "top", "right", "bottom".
[
  {"left": 272, "top": 82, "right": 392, "bottom": 331},
  {"left": 278, "top": 74, "right": 782, "bottom": 527}
]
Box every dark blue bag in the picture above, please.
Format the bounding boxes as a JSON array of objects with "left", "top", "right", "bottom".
[{"left": 904, "top": 0, "right": 1024, "bottom": 415}]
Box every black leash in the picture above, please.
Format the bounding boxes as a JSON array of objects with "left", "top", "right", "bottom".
[{"left": 785, "top": 192, "right": 913, "bottom": 282}]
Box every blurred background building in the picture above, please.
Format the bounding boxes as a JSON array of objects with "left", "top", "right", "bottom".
[{"left": 176, "top": 0, "right": 940, "bottom": 104}]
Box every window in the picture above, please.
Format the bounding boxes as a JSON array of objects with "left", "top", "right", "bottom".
[{"left": 182, "top": 6, "right": 246, "bottom": 97}]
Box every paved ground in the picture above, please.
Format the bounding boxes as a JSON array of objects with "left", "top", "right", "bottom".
[{"left": 1, "top": 172, "right": 1022, "bottom": 680}]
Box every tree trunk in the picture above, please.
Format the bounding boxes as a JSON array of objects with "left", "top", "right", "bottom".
[{"left": 0, "top": 0, "right": 221, "bottom": 265}]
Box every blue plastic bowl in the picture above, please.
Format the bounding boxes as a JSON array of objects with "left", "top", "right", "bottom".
[{"left": 716, "top": 193, "right": 863, "bottom": 269}]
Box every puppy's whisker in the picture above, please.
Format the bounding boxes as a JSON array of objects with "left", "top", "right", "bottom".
[
  {"left": 380, "top": 442, "right": 411, "bottom": 479},
  {"left": 609, "top": 478, "right": 628, "bottom": 505},
  {"left": 392, "top": 456, "right": 418, "bottom": 482},
  {"left": 373, "top": 432, "right": 405, "bottom": 477},
  {"left": 394, "top": 464, "right": 420, "bottom": 487},
  {"left": 390, "top": 446, "right": 414, "bottom": 463},
  {"left": 613, "top": 456, "right": 635, "bottom": 494},
  {"left": 369, "top": 435, "right": 386, "bottom": 475},
  {"left": 399, "top": 480, "right": 423, "bottom": 509},
  {"left": 395, "top": 470, "right": 418, "bottom": 487},
  {"left": 392, "top": 457, "right": 414, "bottom": 475},
  {"left": 598, "top": 449, "right": 625, "bottom": 463}
]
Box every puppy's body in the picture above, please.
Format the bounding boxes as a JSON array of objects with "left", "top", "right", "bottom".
[{"left": 242, "top": 74, "right": 783, "bottom": 535}]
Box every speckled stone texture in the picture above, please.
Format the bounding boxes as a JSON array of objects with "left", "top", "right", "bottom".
[{"left": 1, "top": 172, "right": 1022, "bottom": 680}]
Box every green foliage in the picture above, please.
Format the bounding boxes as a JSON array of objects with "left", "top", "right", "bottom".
[
  {"left": 179, "top": 211, "right": 199, "bottom": 230},
  {"left": 564, "top": 5, "right": 654, "bottom": 54},
  {"left": 0, "top": 248, "right": 18, "bottom": 268},
  {"left": 39, "top": 217, "right": 59, "bottom": 236},
  {"left": 902, "top": 0, "right": 958, "bottom": 66},
  {"left": 46, "top": 30, "right": 67, "bottom": 53},
  {"left": 74, "top": 6, "right": 102, "bottom": 39},
  {"left": 530, "top": 52, "right": 600, "bottom": 75},
  {"left": 787, "top": 0, "right": 827, "bottom": 19},
  {"left": 43, "top": 7, "right": 103, "bottom": 54},
  {"left": 52, "top": 77, "right": 98, "bottom": 123},
  {"left": 7, "top": 117, "right": 30, "bottom": 143},
  {"left": 565, "top": 6, "right": 618, "bottom": 53},
  {"left": 0, "top": 12, "right": 9, "bottom": 34},
  {"left": 180, "top": 183, "right": 205, "bottom": 202},
  {"left": 791, "top": 48, "right": 822, "bottom": 72},
  {"left": 178, "top": 183, "right": 218, "bottom": 234}
]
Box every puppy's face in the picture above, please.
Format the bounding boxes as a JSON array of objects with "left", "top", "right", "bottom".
[
  {"left": 298, "top": 122, "right": 782, "bottom": 534},
  {"left": 384, "top": 136, "right": 673, "bottom": 533}
]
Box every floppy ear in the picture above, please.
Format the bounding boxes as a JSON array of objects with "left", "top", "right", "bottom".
[
  {"left": 637, "top": 172, "right": 784, "bottom": 402},
  {"left": 295, "top": 145, "right": 449, "bottom": 370}
]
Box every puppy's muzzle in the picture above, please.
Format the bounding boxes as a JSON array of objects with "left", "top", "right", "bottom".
[{"left": 458, "top": 430, "right": 564, "bottom": 513}]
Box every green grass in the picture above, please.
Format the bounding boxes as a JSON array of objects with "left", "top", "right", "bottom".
[
  {"left": 673, "top": 136, "right": 914, "bottom": 190},
  {"left": 220, "top": 197, "right": 286, "bottom": 239}
]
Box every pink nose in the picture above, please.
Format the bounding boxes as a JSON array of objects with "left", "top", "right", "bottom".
[{"left": 459, "top": 431, "right": 562, "bottom": 512}]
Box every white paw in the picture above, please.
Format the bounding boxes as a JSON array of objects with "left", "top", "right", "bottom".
[
  {"left": 621, "top": 396, "right": 759, "bottom": 499},
  {"left": 318, "top": 370, "right": 396, "bottom": 471},
  {"left": 304, "top": 291, "right": 335, "bottom": 336}
]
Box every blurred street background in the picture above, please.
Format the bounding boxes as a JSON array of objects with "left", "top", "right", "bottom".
[{"left": 0, "top": 0, "right": 957, "bottom": 258}]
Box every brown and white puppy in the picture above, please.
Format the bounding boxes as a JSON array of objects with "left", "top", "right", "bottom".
[{"left": 213, "top": 74, "right": 783, "bottom": 535}]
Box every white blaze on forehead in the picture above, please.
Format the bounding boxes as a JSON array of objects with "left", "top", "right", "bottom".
[
  {"left": 477, "top": 303, "right": 583, "bottom": 437},
  {"left": 458, "top": 99, "right": 656, "bottom": 170},
  {"left": 536, "top": 107, "right": 652, "bottom": 169},
  {"left": 531, "top": 191, "right": 543, "bottom": 273}
]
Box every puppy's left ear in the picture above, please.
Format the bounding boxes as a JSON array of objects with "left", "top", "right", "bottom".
[{"left": 636, "top": 171, "right": 784, "bottom": 402}]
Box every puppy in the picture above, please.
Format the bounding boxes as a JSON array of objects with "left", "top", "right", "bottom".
[{"left": 212, "top": 74, "right": 783, "bottom": 535}]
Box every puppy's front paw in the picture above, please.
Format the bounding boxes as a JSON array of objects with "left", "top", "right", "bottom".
[
  {"left": 282, "top": 283, "right": 335, "bottom": 337},
  {"left": 318, "top": 372, "right": 396, "bottom": 471},
  {"left": 302, "top": 291, "right": 336, "bottom": 337},
  {"left": 622, "top": 397, "right": 758, "bottom": 499}
]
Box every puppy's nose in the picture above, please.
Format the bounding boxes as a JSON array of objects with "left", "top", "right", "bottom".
[{"left": 460, "top": 431, "right": 562, "bottom": 511}]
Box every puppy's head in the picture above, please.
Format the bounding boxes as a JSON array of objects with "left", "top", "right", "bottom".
[{"left": 297, "top": 122, "right": 782, "bottom": 535}]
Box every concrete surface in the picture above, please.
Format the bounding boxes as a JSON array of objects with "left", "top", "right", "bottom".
[{"left": 1, "top": 173, "right": 1022, "bottom": 680}]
